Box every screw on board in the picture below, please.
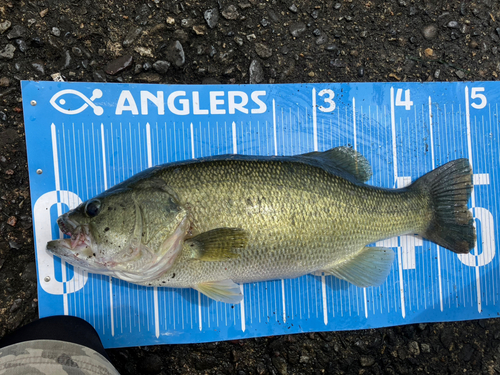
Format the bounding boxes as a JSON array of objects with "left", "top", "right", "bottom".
[
  {"left": 30, "top": 100, "right": 37, "bottom": 106},
  {"left": 36, "top": 169, "right": 43, "bottom": 174},
  {"left": 44, "top": 276, "right": 50, "bottom": 282}
]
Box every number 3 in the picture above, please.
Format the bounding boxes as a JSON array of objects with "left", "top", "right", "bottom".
[{"left": 318, "top": 89, "right": 336, "bottom": 112}]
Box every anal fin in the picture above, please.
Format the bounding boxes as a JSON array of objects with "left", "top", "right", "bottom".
[
  {"left": 319, "top": 247, "right": 395, "bottom": 288},
  {"left": 194, "top": 279, "right": 243, "bottom": 304}
]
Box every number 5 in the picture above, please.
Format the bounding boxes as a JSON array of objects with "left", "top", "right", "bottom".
[{"left": 471, "top": 87, "right": 487, "bottom": 109}]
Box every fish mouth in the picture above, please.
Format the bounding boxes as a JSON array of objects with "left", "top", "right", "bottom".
[{"left": 46, "top": 213, "right": 94, "bottom": 258}]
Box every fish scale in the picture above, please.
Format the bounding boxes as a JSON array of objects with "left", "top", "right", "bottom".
[{"left": 150, "top": 157, "right": 430, "bottom": 287}]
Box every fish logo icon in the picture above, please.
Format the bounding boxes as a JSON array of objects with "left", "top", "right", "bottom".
[{"left": 50, "top": 89, "right": 104, "bottom": 116}]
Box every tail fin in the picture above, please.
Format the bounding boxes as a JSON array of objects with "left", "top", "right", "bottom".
[{"left": 410, "top": 158, "right": 476, "bottom": 254}]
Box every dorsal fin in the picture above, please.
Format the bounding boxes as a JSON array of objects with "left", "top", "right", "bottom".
[{"left": 300, "top": 146, "right": 372, "bottom": 182}]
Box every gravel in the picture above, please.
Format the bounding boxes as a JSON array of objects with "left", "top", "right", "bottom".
[{"left": 1, "top": 0, "right": 499, "bottom": 374}]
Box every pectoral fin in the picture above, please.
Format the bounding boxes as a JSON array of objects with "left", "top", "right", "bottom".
[
  {"left": 194, "top": 279, "right": 243, "bottom": 304},
  {"left": 319, "top": 246, "right": 395, "bottom": 288},
  {"left": 186, "top": 228, "right": 248, "bottom": 261}
]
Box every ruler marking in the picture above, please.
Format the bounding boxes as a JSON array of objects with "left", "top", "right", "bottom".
[
  {"left": 465, "top": 86, "right": 481, "bottom": 312},
  {"left": 390, "top": 88, "right": 406, "bottom": 318}
]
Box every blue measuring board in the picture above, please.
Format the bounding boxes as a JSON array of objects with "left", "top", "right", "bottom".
[{"left": 21, "top": 81, "right": 499, "bottom": 348}]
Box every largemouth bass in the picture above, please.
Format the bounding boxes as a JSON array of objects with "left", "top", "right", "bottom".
[{"left": 47, "top": 147, "right": 475, "bottom": 304}]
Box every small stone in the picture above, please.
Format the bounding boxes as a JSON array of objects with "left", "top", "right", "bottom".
[
  {"left": 143, "top": 61, "right": 152, "bottom": 71},
  {"left": 289, "top": 22, "right": 307, "bottom": 37},
  {"left": 51, "top": 27, "right": 61, "bottom": 37},
  {"left": 104, "top": 55, "right": 133, "bottom": 75},
  {"left": 135, "top": 3, "right": 151, "bottom": 24},
  {"left": 271, "top": 357, "right": 287, "bottom": 375},
  {"left": 204, "top": 8, "right": 219, "bottom": 29},
  {"left": 60, "top": 50, "right": 71, "bottom": 69},
  {"left": 31, "top": 61, "right": 45, "bottom": 74},
  {"left": 255, "top": 43, "right": 272, "bottom": 58},
  {"left": 461, "top": 344, "right": 474, "bottom": 362},
  {"left": 239, "top": 2, "right": 251, "bottom": 9},
  {"left": 358, "top": 67, "right": 365, "bottom": 77},
  {"left": 137, "top": 73, "right": 162, "bottom": 83},
  {"left": 315, "top": 35, "right": 327, "bottom": 45},
  {"left": 289, "top": 4, "right": 298, "bottom": 13},
  {"left": 311, "top": 9, "right": 319, "bottom": 19},
  {"left": 7, "top": 216, "right": 17, "bottom": 227},
  {"left": 134, "top": 46, "right": 153, "bottom": 57},
  {"left": 334, "top": 3, "right": 341, "bottom": 9},
  {"left": 434, "top": 69, "right": 440, "bottom": 79},
  {"left": 409, "top": 341, "right": 420, "bottom": 355},
  {"left": 181, "top": 18, "right": 195, "bottom": 28},
  {"left": 0, "top": 44, "right": 15, "bottom": 60},
  {"left": 165, "top": 41, "right": 185, "bottom": 67},
  {"left": 193, "top": 25, "right": 206, "bottom": 35},
  {"left": 10, "top": 299, "right": 22, "bottom": 313},
  {"left": 222, "top": 5, "right": 239, "bottom": 20},
  {"left": 299, "top": 355, "right": 309, "bottom": 363},
  {"left": 308, "top": 71, "right": 315, "bottom": 77},
  {"left": 51, "top": 72, "right": 64, "bottom": 82},
  {"left": 166, "top": 17, "right": 175, "bottom": 25},
  {"left": 421, "top": 343, "right": 431, "bottom": 353},
  {"left": 447, "top": 20, "right": 459, "bottom": 28},
  {"left": 330, "top": 59, "right": 344, "bottom": 68},
  {"left": 424, "top": 48, "right": 433, "bottom": 58},
  {"left": 0, "top": 20, "right": 11, "bottom": 34},
  {"left": 30, "top": 38, "right": 44, "bottom": 48},
  {"left": 40, "top": 8, "right": 48, "bottom": 17},
  {"left": 71, "top": 46, "right": 82, "bottom": 57},
  {"left": 313, "top": 28, "right": 321, "bottom": 36},
  {"left": 261, "top": 19, "right": 269, "bottom": 27},
  {"left": 122, "top": 26, "right": 143, "bottom": 47},
  {"left": 360, "top": 356, "right": 375, "bottom": 367},
  {"left": 15, "top": 39, "right": 27, "bottom": 53},
  {"left": 7, "top": 25, "right": 26, "bottom": 39},
  {"left": 268, "top": 9, "right": 280, "bottom": 22},
  {"left": 0, "top": 77, "right": 9, "bottom": 87},
  {"left": 153, "top": 60, "right": 170, "bottom": 74},
  {"left": 422, "top": 24, "right": 438, "bottom": 40},
  {"left": 9, "top": 241, "right": 20, "bottom": 249},
  {"left": 249, "top": 59, "right": 264, "bottom": 83},
  {"left": 456, "top": 70, "right": 465, "bottom": 79},
  {"left": 173, "top": 29, "right": 189, "bottom": 43},
  {"left": 208, "top": 45, "right": 216, "bottom": 57},
  {"left": 21, "top": 262, "right": 37, "bottom": 282},
  {"left": 234, "top": 37, "right": 244, "bottom": 46}
]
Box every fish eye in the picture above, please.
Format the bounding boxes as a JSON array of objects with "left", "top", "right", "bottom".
[{"left": 84, "top": 199, "right": 101, "bottom": 218}]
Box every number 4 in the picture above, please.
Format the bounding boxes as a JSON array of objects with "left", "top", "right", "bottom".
[{"left": 396, "top": 89, "right": 413, "bottom": 110}]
